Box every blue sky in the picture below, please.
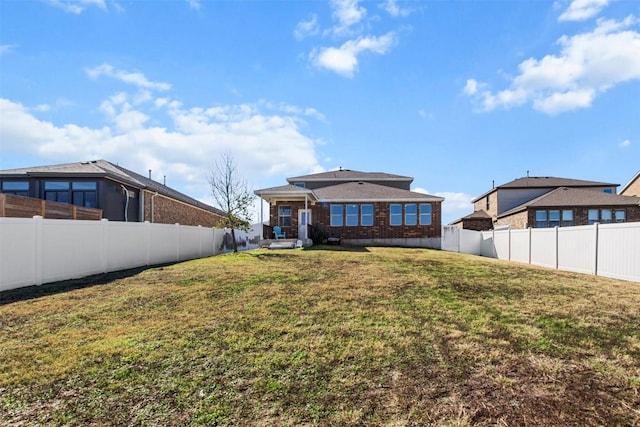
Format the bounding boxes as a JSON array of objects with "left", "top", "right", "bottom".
[{"left": 1, "top": 0, "right": 639, "bottom": 224}]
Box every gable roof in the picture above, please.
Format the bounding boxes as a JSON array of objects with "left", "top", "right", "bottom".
[
  {"left": 0, "top": 160, "right": 225, "bottom": 216},
  {"left": 472, "top": 176, "right": 619, "bottom": 202},
  {"left": 620, "top": 170, "right": 640, "bottom": 196},
  {"left": 313, "top": 181, "right": 443, "bottom": 202},
  {"left": 498, "top": 187, "right": 640, "bottom": 218},
  {"left": 499, "top": 176, "right": 618, "bottom": 189},
  {"left": 287, "top": 169, "right": 413, "bottom": 184}
]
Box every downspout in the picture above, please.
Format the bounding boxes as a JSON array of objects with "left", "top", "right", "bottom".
[{"left": 120, "top": 185, "right": 129, "bottom": 222}]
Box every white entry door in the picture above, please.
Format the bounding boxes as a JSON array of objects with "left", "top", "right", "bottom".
[{"left": 298, "top": 209, "right": 311, "bottom": 241}]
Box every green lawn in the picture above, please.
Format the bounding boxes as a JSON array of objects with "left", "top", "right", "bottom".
[{"left": 1, "top": 247, "right": 639, "bottom": 426}]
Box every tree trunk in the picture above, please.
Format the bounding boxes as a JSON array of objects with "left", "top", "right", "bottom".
[{"left": 231, "top": 228, "right": 238, "bottom": 253}]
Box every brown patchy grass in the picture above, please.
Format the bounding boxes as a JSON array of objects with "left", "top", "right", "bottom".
[{"left": 1, "top": 246, "right": 639, "bottom": 426}]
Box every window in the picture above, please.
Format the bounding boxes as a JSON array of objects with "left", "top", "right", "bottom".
[
  {"left": 72, "top": 182, "right": 97, "bottom": 207},
  {"left": 346, "top": 204, "right": 359, "bottom": 226},
  {"left": 293, "top": 182, "right": 305, "bottom": 188},
  {"left": 561, "top": 210, "right": 574, "bottom": 227},
  {"left": 615, "top": 209, "right": 626, "bottom": 223},
  {"left": 600, "top": 209, "right": 612, "bottom": 224},
  {"left": 404, "top": 204, "right": 417, "bottom": 226},
  {"left": 44, "top": 181, "right": 71, "bottom": 203},
  {"left": 535, "top": 210, "right": 547, "bottom": 228},
  {"left": 361, "top": 204, "right": 374, "bottom": 226},
  {"left": 1, "top": 181, "right": 29, "bottom": 196},
  {"left": 278, "top": 206, "right": 291, "bottom": 227},
  {"left": 419, "top": 204, "right": 432, "bottom": 226},
  {"left": 390, "top": 204, "right": 402, "bottom": 226},
  {"left": 548, "top": 210, "right": 560, "bottom": 227},
  {"left": 330, "top": 204, "right": 343, "bottom": 227},
  {"left": 588, "top": 209, "right": 599, "bottom": 225},
  {"left": 486, "top": 196, "right": 490, "bottom": 211},
  {"left": 602, "top": 188, "right": 613, "bottom": 194},
  {"left": 44, "top": 181, "right": 97, "bottom": 207}
]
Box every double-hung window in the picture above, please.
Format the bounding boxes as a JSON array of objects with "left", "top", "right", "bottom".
[
  {"left": 346, "top": 204, "right": 359, "bottom": 226},
  {"left": 548, "top": 210, "right": 560, "bottom": 227},
  {"left": 615, "top": 209, "right": 626, "bottom": 222},
  {"left": 278, "top": 206, "right": 292, "bottom": 227},
  {"left": 561, "top": 210, "right": 574, "bottom": 227},
  {"left": 600, "top": 209, "right": 613, "bottom": 224},
  {"left": 361, "top": 204, "right": 374, "bottom": 226},
  {"left": 390, "top": 204, "right": 402, "bottom": 226},
  {"left": 330, "top": 204, "right": 343, "bottom": 227},
  {"left": 535, "top": 210, "right": 547, "bottom": 228},
  {"left": 419, "top": 204, "right": 432, "bottom": 225},
  {"left": 405, "top": 204, "right": 417, "bottom": 226}
]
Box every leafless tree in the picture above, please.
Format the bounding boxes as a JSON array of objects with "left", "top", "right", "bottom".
[{"left": 209, "top": 152, "right": 255, "bottom": 252}]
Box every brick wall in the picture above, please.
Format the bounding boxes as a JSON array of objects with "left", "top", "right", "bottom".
[
  {"left": 497, "top": 206, "right": 640, "bottom": 229},
  {"left": 462, "top": 217, "right": 494, "bottom": 231},
  {"left": 472, "top": 190, "right": 498, "bottom": 219},
  {"left": 142, "top": 190, "right": 223, "bottom": 227},
  {"left": 496, "top": 210, "right": 528, "bottom": 229},
  {"left": 270, "top": 200, "right": 442, "bottom": 240}
]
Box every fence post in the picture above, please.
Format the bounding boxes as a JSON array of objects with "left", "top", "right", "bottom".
[
  {"left": 34, "top": 216, "right": 43, "bottom": 286},
  {"left": 175, "top": 223, "right": 181, "bottom": 262},
  {"left": 145, "top": 221, "right": 151, "bottom": 266},
  {"left": 508, "top": 228, "right": 512, "bottom": 261},
  {"left": 528, "top": 227, "right": 532, "bottom": 265},
  {"left": 594, "top": 222, "right": 599, "bottom": 276},
  {"left": 554, "top": 226, "right": 559, "bottom": 270},
  {"left": 101, "top": 219, "right": 109, "bottom": 273}
]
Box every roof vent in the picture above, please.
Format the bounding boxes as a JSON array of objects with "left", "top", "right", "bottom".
[{"left": 358, "top": 181, "right": 364, "bottom": 185}]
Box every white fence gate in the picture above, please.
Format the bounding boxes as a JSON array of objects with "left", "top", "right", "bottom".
[
  {"left": 0, "top": 217, "right": 261, "bottom": 292},
  {"left": 442, "top": 222, "right": 640, "bottom": 283}
]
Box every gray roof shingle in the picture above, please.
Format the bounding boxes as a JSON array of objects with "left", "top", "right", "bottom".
[
  {"left": 0, "top": 159, "right": 225, "bottom": 216},
  {"left": 498, "top": 187, "right": 640, "bottom": 218},
  {"left": 287, "top": 169, "right": 413, "bottom": 183},
  {"left": 313, "top": 181, "right": 443, "bottom": 202}
]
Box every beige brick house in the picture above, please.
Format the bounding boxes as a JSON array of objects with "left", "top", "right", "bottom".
[
  {"left": 454, "top": 176, "right": 640, "bottom": 230},
  {"left": 0, "top": 160, "right": 225, "bottom": 227},
  {"left": 254, "top": 169, "right": 444, "bottom": 248}
]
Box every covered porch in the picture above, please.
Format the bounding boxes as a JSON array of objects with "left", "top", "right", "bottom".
[{"left": 254, "top": 184, "right": 318, "bottom": 247}]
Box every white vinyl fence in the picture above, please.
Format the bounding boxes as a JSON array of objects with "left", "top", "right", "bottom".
[
  {"left": 0, "top": 217, "right": 261, "bottom": 292},
  {"left": 442, "top": 222, "right": 640, "bottom": 283}
]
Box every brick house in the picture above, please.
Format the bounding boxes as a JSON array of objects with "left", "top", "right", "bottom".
[
  {"left": 453, "top": 176, "right": 640, "bottom": 230},
  {"left": 621, "top": 170, "right": 640, "bottom": 197},
  {"left": 254, "top": 169, "right": 444, "bottom": 248},
  {"left": 0, "top": 160, "right": 225, "bottom": 227}
]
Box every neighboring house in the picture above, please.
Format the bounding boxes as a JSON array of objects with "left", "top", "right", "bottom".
[
  {"left": 0, "top": 160, "right": 226, "bottom": 227},
  {"left": 254, "top": 168, "right": 444, "bottom": 248},
  {"left": 449, "top": 210, "right": 493, "bottom": 231},
  {"left": 620, "top": 170, "right": 640, "bottom": 197},
  {"left": 453, "top": 176, "right": 640, "bottom": 230}
]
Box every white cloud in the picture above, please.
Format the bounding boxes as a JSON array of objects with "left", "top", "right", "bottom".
[
  {"left": 186, "top": 0, "right": 201, "bottom": 10},
  {"left": 379, "top": 0, "right": 412, "bottom": 17},
  {"left": 619, "top": 139, "right": 631, "bottom": 148},
  {"left": 45, "top": 0, "right": 107, "bottom": 14},
  {"left": 0, "top": 94, "right": 323, "bottom": 204},
  {"left": 311, "top": 32, "right": 397, "bottom": 77},
  {"left": 463, "top": 79, "right": 479, "bottom": 95},
  {"left": 413, "top": 188, "right": 473, "bottom": 223},
  {"left": 328, "top": 0, "right": 367, "bottom": 36},
  {"left": 294, "top": 14, "right": 320, "bottom": 40},
  {"left": 559, "top": 0, "right": 609, "bottom": 22},
  {"left": 86, "top": 64, "right": 172, "bottom": 91},
  {"left": 465, "top": 16, "right": 640, "bottom": 114}
]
